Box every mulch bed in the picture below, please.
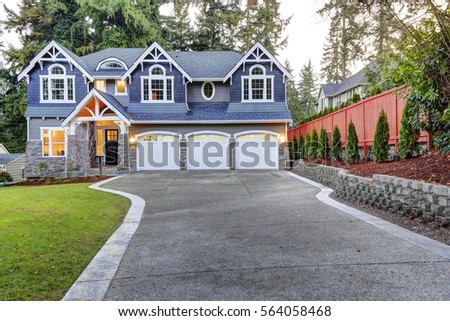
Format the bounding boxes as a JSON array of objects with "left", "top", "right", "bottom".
[
  {"left": 304, "top": 150, "right": 450, "bottom": 186},
  {"left": 11, "top": 176, "right": 113, "bottom": 187}
]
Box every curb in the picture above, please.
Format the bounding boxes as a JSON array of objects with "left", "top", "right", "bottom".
[
  {"left": 287, "top": 172, "right": 450, "bottom": 260},
  {"left": 62, "top": 176, "right": 146, "bottom": 301}
]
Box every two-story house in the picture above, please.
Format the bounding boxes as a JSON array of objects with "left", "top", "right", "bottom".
[{"left": 18, "top": 41, "right": 292, "bottom": 176}]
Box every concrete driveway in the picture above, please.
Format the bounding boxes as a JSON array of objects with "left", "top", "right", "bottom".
[{"left": 102, "top": 171, "right": 450, "bottom": 300}]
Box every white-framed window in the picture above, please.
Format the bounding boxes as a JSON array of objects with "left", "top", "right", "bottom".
[
  {"left": 201, "top": 81, "right": 215, "bottom": 101},
  {"left": 42, "top": 128, "right": 66, "bottom": 157},
  {"left": 141, "top": 65, "right": 174, "bottom": 103},
  {"left": 241, "top": 65, "right": 274, "bottom": 102},
  {"left": 40, "top": 64, "right": 75, "bottom": 103},
  {"left": 94, "top": 80, "right": 106, "bottom": 92},
  {"left": 116, "top": 80, "right": 127, "bottom": 95}
]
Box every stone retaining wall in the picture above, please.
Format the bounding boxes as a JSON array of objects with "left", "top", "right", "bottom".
[{"left": 292, "top": 162, "right": 450, "bottom": 227}]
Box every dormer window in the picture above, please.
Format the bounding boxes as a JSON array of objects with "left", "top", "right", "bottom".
[
  {"left": 40, "top": 64, "right": 75, "bottom": 103},
  {"left": 242, "top": 65, "right": 274, "bottom": 102},
  {"left": 100, "top": 62, "right": 125, "bottom": 70},
  {"left": 141, "top": 65, "right": 174, "bottom": 103}
]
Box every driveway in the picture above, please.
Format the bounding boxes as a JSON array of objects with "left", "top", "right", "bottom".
[{"left": 102, "top": 171, "right": 450, "bottom": 300}]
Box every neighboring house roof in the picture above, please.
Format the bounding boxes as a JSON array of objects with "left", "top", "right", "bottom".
[
  {"left": 0, "top": 153, "right": 25, "bottom": 166},
  {"left": 320, "top": 61, "right": 378, "bottom": 98},
  {"left": 0, "top": 144, "right": 8, "bottom": 154}
]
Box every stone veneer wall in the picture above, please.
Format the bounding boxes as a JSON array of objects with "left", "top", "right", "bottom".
[
  {"left": 24, "top": 140, "right": 66, "bottom": 178},
  {"left": 292, "top": 163, "right": 450, "bottom": 227}
]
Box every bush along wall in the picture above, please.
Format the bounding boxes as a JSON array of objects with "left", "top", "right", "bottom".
[
  {"left": 372, "top": 109, "right": 390, "bottom": 163},
  {"left": 331, "top": 126, "right": 343, "bottom": 161},
  {"left": 346, "top": 120, "right": 360, "bottom": 164}
]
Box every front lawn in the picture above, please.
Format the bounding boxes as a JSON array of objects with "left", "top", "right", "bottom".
[{"left": 0, "top": 183, "right": 130, "bottom": 300}]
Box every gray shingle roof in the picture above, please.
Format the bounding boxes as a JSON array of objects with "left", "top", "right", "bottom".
[
  {"left": 96, "top": 90, "right": 131, "bottom": 119},
  {"left": 167, "top": 51, "right": 243, "bottom": 79},
  {"left": 81, "top": 48, "right": 146, "bottom": 76},
  {"left": 0, "top": 153, "right": 25, "bottom": 165},
  {"left": 25, "top": 105, "right": 75, "bottom": 117},
  {"left": 320, "top": 61, "right": 378, "bottom": 97}
]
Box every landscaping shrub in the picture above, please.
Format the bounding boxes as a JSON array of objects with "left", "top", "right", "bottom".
[
  {"left": 346, "top": 120, "right": 360, "bottom": 164},
  {"left": 305, "top": 132, "right": 311, "bottom": 159},
  {"left": 331, "top": 126, "right": 343, "bottom": 161},
  {"left": 317, "top": 128, "right": 329, "bottom": 159},
  {"left": 288, "top": 139, "right": 294, "bottom": 161},
  {"left": 298, "top": 134, "right": 305, "bottom": 159},
  {"left": 352, "top": 93, "right": 361, "bottom": 103},
  {"left": 309, "top": 128, "right": 319, "bottom": 159},
  {"left": 0, "top": 171, "right": 13, "bottom": 183},
  {"left": 372, "top": 109, "right": 390, "bottom": 163},
  {"left": 398, "top": 101, "right": 420, "bottom": 159},
  {"left": 37, "top": 161, "right": 48, "bottom": 177},
  {"left": 292, "top": 135, "right": 299, "bottom": 160}
]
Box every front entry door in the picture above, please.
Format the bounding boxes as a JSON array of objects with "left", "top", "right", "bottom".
[{"left": 105, "top": 129, "right": 119, "bottom": 166}]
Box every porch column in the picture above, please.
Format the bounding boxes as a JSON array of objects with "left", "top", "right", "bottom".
[
  {"left": 66, "top": 122, "right": 90, "bottom": 175},
  {"left": 116, "top": 121, "right": 129, "bottom": 170}
]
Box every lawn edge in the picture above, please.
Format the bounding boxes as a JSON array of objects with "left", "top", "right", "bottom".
[
  {"left": 62, "top": 176, "right": 146, "bottom": 301},
  {"left": 287, "top": 172, "right": 450, "bottom": 260}
]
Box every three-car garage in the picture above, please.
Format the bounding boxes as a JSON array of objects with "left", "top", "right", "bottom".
[{"left": 136, "top": 130, "right": 280, "bottom": 171}]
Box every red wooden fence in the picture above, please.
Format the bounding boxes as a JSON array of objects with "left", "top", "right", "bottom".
[{"left": 287, "top": 87, "right": 429, "bottom": 158}]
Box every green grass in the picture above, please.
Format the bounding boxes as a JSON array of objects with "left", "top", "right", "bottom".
[{"left": 0, "top": 183, "right": 130, "bottom": 300}]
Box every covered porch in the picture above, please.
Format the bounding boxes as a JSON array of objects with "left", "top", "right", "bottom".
[{"left": 62, "top": 89, "right": 131, "bottom": 175}]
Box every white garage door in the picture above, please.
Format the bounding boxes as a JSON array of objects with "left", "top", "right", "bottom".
[
  {"left": 187, "top": 132, "right": 229, "bottom": 170},
  {"left": 236, "top": 132, "right": 279, "bottom": 170},
  {"left": 137, "top": 133, "right": 180, "bottom": 170}
]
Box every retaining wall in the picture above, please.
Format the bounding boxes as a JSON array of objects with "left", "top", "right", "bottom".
[{"left": 292, "top": 163, "right": 450, "bottom": 227}]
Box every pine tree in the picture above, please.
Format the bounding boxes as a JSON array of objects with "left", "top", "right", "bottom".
[
  {"left": 305, "top": 132, "right": 311, "bottom": 159},
  {"left": 298, "top": 134, "right": 305, "bottom": 159},
  {"left": 346, "top": 120, "right": 359, "bottom": 164},
  {"left": 285, "top": 61, "right": 302, "bottom": 125},
  {"left": 309, "top": 128, "right": 319, "bottom": 159},
  {"left": 318, "top": 128, "right": 329, "bottom": 160},
  {"left": 298, "top": 59, "right": 318, "bottom": 116},
  {"left": 372, "top": 109, "right": 390, "bottom": 163},
  {"left": 398, "top": 101, "right": 420, "bottom": 159},
  {"left": 162, "top": 0, "right": 194, "bottom": 51},
  {"left": 331, "top": 126, "right": 343, "bottom": 161}
]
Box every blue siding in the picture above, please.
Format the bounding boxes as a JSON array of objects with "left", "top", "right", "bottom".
[
  {"left": 128, "top": 61, "right": 186, "bottom": 104},
  {"left": 229, "top": 61, "right": 285, "bottom": 103},
  {"left": 27, "top": 61, "right": 87, "bottom": 107}
]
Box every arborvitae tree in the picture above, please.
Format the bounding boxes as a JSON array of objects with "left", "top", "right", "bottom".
[
  {"left": 292, "top": 135, "right": 299, "bottom": 160},
  {"left": 331, "top": 125, "right": 343, "bottom": 161},
  {"left": 372, "top": 109, "right": 390, "bottom": 163},
  {"left": 318, "top": 128, "right": 329, "bottom": 160},
  {"left": 398, "top": 101, "right": 420, "bottom": 159},
  {"left": 346, "top": 120, "right": 360, "bottom": 164},
  {"left": 305, "top": 132, "right": 311, "bottom": 159},
  {"left": 309, "top": 128, "right": 319, "bottom": 159},
  {"left": 162, "top": 0, "right": 194, "bottom": 51},
  {"left": 298, "top": 59, "right": 318, "bottom": 116},
  {"left": 298, "top": 134, "right": 305, "bottom": 159}
]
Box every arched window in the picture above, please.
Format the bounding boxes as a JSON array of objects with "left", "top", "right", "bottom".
[
  {"left": 141, "top": 65, "right": 174, "bottom": 102},
  {"left": 41, "top": 64, "right": 75, "bottom": 102},
  {"left": 242, "top": 65, "right": 274, "bottom": 102},
  {"left": 97, "top": 59, "right": 127, "bottom": 70}
]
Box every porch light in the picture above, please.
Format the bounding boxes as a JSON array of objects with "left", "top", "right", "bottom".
[
  {"left": 129, "top": 137, "right": 136, "bottom": 144},
  {"left": 279, "top": 135, "right": 286, "bottom": 144}
]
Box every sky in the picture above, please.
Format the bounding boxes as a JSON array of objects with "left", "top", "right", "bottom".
[{"left": 0, "top": 0, "right": 336, "bottom": 81}]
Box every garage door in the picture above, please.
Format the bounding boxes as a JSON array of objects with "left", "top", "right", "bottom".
[
  {"left": 137, "top": 133, "right": 180, "bottom": 170},
  {"left": 235, "top": 132, "right": 279, "bottom": 169},
  {"left": 187, "top": 132, "right": 230, "bottom": 170}
]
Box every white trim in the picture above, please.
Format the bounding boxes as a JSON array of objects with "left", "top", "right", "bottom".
[
  {"left": 18, "top": 40, "right": 93, "bottom": 82},
  {"left": 140, "top": 65, "right": 175, "bottom": 103},
  {"left": 95, "top": 57, "right": 128, "bottom": 71},
  {"left": 234, "top": 130, "right": 280, "bottom": 138},
  {"left": 61, "top": 89, "right": 130, "bottom": 127},
  {"left": 192, "top": 78, "right": 223, "bottom": 82},
  {"left": 223, "top": 42, "right": 293, "bottom": 83},
  {"left": 241, "top": 65, "right": 275, "bottom": 102},
  {"left": 136, "top": 131, "right": 181, "bottom": 139},
  {"left": 40, "top": 127, "right": 67, "bottom": 158},
  {"left": 121, "top": 42, "right": 192, "bottom": 82},
  {"left": 131, "top": 119, "right": 293, "bottom": 125},
  {"left": 185, "top": 130, "right": 231, "bottom": 139},
  {"left": 39, "top": 63, "right": 76, "bottom": 103},
  {"left": 201, "top": 81, "right": 215, "bottom": 101}
]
